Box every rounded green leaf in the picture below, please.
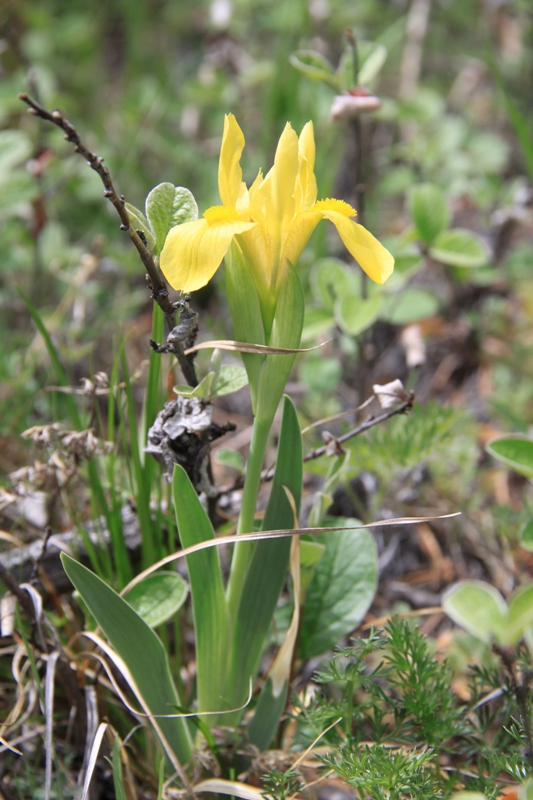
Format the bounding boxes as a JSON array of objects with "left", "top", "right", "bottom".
[
  {"left": 520, "top": 519, "right": 533, "bottom": 551},
  {"left": 430, "top": 229, "right": 488, "bottom": 268},
  {"left": 215, "top": 448, "right": 244, "bottom": 473},
  {"left": 125, "top": 571, "right": 188, "bottom": 628},
  {"left": 212, "top": 365, "right": 248, "bottom": 397},
  {"left": 507, "top": 583, "right": 533, "bottom": 644},
  {"left": 289, "top": 50, "right": 338, "bottom": 90},
  {"left": 382, "top": 288, "right": 439, "bottom": 325},
  {"left": 145, "top": 183, "right": 198, "bottom": 255},
  {"left": 486, "top": 435, "right": 533, "bottom": 478},
  {"left": 335, "top": 293, "right": 381, "bottom": 336},
  {"left": 408, "top": 184, "right": 450, "bottom": 244},
  {"left": 442, "top": 580, "right": 508, "bottom": 644},
  {"left": 310, "top": 258, "right": 355, "bottom": 311},
  {"left": 299, "top": 521, "right": 377, "bottom": 659}
]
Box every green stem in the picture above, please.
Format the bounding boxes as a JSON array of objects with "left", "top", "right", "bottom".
[{"left": 226, "top": 414, "right": 272, "bottom": 620}]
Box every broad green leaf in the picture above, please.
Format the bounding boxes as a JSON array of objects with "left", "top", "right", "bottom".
[
  {"left": 289, "top": 50, "right": 338, "bottom": 90},
  {"left": 212, "top": 365, "right": 248, "bottom": 397},
  {"left": 335, "top": 293, "right": 381, "bottom": 336},
  {"left": 228, "top": 396, "right": 303, "bottom": 721},
  {"left": 409, "top": 184, "right": 450, "bottom": 244},
  {"left": 246, "top": 676, "right": 288, "bottom": 751},
  {"left": 430, "top": 229, "right": 488, "bottom": 268},
  {"left": 520, "top": 519, "right": 533, "bottom": 551},
  {"left": 125, "top": 572, "right": 188, "bottom": 628},
  {"left": 61, "top": 554, "right": 192, "bottom": 764},
  {"left": 145, "top": 183, "right": 198, "bottom": 255},
  {"left": 442, "top": 580, "right": 507, "bottom": 644},
  {"left": 300, "top": 539, "right": 325, "bottom": 595},
  {"left": 382, "top": 288, "right": 439, "bottom": 325},
  {"left": 125, "top": 202, "right": 155, "bottom": 250},
  {"left": 507, "top": 584, "right": 533, "bottom": 644},
  {"left": 215, "top": 448, "right": 244, "bottom": 473},
  {"left": 310, "top": 258, "right": 355, "bottom": 311},
  {"left": 299, "top": 519, "right": 377, "bottom": 659},
  {"left": 256, "top": 263, "right": 304, "bottom": 424},
  {"left": 172, "top": 466, "right": 229, "bottom": 715},
  {"left": 356, "top": 41, "right": 388, "bottom": 85},
  {"left": 486, "top": 435, "right": 533, "bottom": 478}
]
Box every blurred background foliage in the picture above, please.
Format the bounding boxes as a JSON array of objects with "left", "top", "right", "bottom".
[{"left": 1, "top": 0, "right": 533, "bottom": 471}]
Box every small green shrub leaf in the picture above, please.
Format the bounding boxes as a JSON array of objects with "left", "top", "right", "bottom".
[
  {"left": 408, "top": 184, "right": 450, "bottom": 244},
  {"left": 335, "top": 294, "right": 381, "bottom": 336},
  {"left": 299, "top": 519, "right": 377, "bottom": 659},
  {"left": 212, "top": 365, "right": 248, "bottom": 396},
  {"left": 442, "top": 580, "right": 507, "bottom": 644},
  {"left": 146, "top": 183, "right": 198, "bottom": 255},
  {"left": 125, "top": 572, "right": 188, "bottom": 628},
  {"left": 215, "top": 448, "right": 244, "bottom": 473},
  {"left": 125, "top": 203, "right": 155, "bottom": 250},
  {"left": 382, "top": 288, "right": 439, "bottom": 325},
  {"left": 507, "top": 584, "right": 533, "bottom": 644},
  {"left": 486, "top": 435, "right": 533, "bottom": 478},
  {"left": 310, "top": 258, "right": 355, "bottom": 311},
  {"left": 289, "top": 50, "right": 338, "bottom": 90},
  {"left": 430, "top": 229, "right": 488, "bottom": 268}
]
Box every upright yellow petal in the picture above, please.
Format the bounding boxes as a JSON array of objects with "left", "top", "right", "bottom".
[
  {"left": 295, "top": 121, "right": 317, "bottom": 213},
  {"left": 218, "top": 114, "right": 245, "bottom": 208},
  {"left": 160, "top": 211, "right": 255, "bottom": 292}
]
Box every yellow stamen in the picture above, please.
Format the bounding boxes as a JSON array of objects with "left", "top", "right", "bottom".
[
  {"left": 203, "top": 205, "right": 240, "bottom": 223},
  {"left": 312, "top": 198, "right": 357, "bottom": 217}
]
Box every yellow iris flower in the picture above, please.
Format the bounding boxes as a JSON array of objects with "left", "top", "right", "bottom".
[{"left": 160, "top": 114, "right": 394, "bottom": 298}]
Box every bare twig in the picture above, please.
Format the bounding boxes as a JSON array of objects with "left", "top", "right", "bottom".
[
  {"left": 302, "top": 393, "right": 414, "bottom": 462},
  {"left": 18, "top": 93, "right": 198, "bottom": 387},
  {"left": 215, "top": 394, "right": 414, "bottom": 497}
]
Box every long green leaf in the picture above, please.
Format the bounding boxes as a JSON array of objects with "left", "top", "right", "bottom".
[
  {"left": 61, "top": 554, "right": 192, "bottom": 764},
  {"left": 226, "top": 396, "right": 302, "bottom": 715},
  {"left": 172, "top": 466, "right": 230, "bottom": 715}
]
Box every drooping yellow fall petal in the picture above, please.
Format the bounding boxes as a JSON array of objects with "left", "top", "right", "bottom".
[
  {"left": 314, "top": 199, "right": 394, "bottom": 284},
  {"left": 160, "top": 210, "right": 255, "bottom": 292},
  {"left": 218, "top": 114, "right": 245, "bottom": 208}
]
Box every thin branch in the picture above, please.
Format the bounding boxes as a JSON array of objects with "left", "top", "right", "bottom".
[
  {"left": 215, "top": 394, "right": 414, "bottom": 498},
  {"left": 18, "top": 93, "right": 198, "bottom": 387},
  {"left": 302, "top": 393, "right": 414, "bottom": 462}
]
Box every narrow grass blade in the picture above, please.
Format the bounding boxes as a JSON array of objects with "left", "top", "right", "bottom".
[
  {"left": 81, "top": 722, "right": 108, "bottom": 800},
  {"left": 61, "top": 554, "right": 192, "bottom": 764},
  {"left": 172, "top": 466, "right": 230, "bottom": 715}
]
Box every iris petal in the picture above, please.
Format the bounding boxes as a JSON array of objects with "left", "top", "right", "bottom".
[
  {"left": 160, "top": 216, "right": 255, "bottom": 292},
  {"left": 320, "top": 210, "right": 395, "bottom": 285},
  {"left": 218, "top": 114, "right": 245, "bottom": 208}
]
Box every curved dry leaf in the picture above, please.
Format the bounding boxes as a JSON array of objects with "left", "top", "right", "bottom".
[
  {"left": 81, "top": 722, "right": 108, "bottom": 800},
  {"left": 121, "top": 513, "right": 460, "bottom": 596},
  {"left": 184, "top": 339, "right": 329, "bottom": 356}
]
